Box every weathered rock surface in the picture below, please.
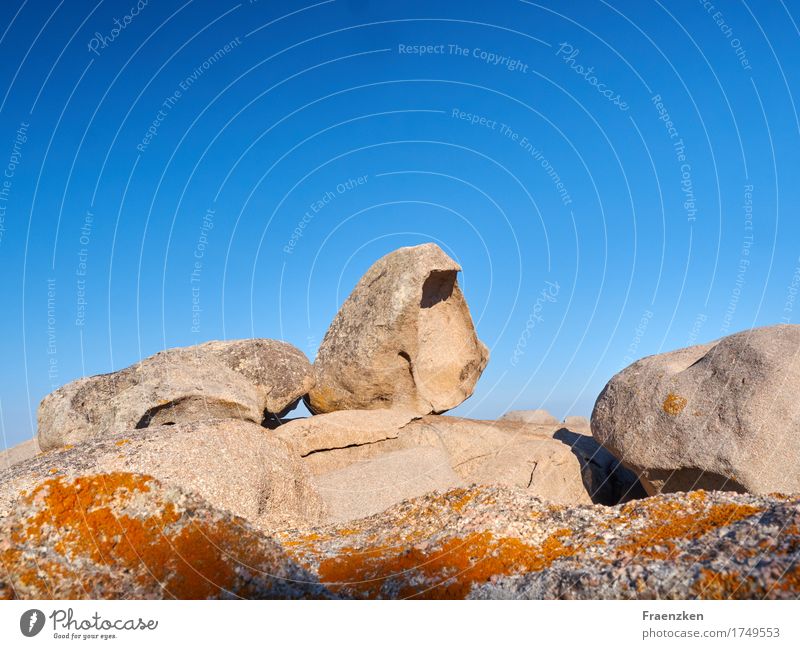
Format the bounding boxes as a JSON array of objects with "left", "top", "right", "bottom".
[
  {"left": 0, "top": 473, "right": 331, "bottom": 599},
  {"left": 313, "top": 447, "right": 462, "bottom": 523},
  {"left": 501, "top": 409, "right": 560, "bottom": 426},
  {"left": 278, "top": 413, "right": 643, "bottom": 510},
  {"left": 0, "top": 438, "right": 39, "bottom": 471},
  {"left": 307, "top": 244, "right": 489, "bottom": 415},
  {"left": 37, "top": 339, "right": 314, "bottom": 450},
  {"left": 592, "top": 325, "right": 800, "bottom": 495},
  {"left": 284, "top": 485, "right": 800, "bottom": 599},
  {"left": 4, "top": 474, "right": 797, "bottom": 599},
  {"left": 398, "top": 417, "right": 592, "bottom": 504},
  {"left": 1, "top": 420, "right": 324, "bottom": 530},
  {"left": 273, "top": 409, "right": 418, "bottom": 469}
]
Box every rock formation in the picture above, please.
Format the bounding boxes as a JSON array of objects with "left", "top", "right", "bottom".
[
  {"left": 307, "top": 244, "right": 489, "bottom": 415},
  {"left": 592, "top": 325, "right": 800, "bottom": 495},
  {"left": 2, "top": 420, "right": 324, "bottom": 530},
  {"left": 501, "top": 409, "right": 560, "bottom": 425},
  {"left": 2, "top": 473, "right": 797, "bottom": 599},
  {"left": 275, "top": 412, "right": 643, "bottom": 513},
  {"left": 0, "top": 473, "right": 330, "bottom": 599},
  {"left": 1, "top": 243, "right": 797, "bottom": 600},
  {"left": 37, "top": 339, "right": 314, "bottom": 450}
]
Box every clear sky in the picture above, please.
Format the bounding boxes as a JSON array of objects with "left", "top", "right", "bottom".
[{"left": 0, "top": 0, "right": 798, "bottom": 448}]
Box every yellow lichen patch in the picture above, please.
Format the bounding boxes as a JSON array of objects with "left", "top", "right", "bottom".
[
  {"left": 115, "top": 439, "right": 131, "bottom": 447},
  {"left": 1, "top": 473, "right": 288, "bottom": 599},
  {"left": 662, "top": 393, "right": 687, "bottom": 415},
  {"left": 316, "top": 528, "right": 578, "bottom": 599}
]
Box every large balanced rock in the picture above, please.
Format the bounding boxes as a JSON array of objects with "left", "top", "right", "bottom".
[
  {"left": 38, "top": 339, "right": 314, "bottom": 450},
  {"left": 0, "top": 472, "right": 330, "bottom": 599},
  {"left": 1, "top": 419, "right": 325, "bottom": 530},
  {"left": 592, "top": 325, "right": 800, "bottom": 495},
  {"left": 307, "top": 244, "right": 489, "bottom": 415}
]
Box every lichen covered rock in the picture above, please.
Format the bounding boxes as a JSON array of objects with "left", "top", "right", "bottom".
[
  {"left": 282, "top": 486, "right": 800, "bottom": 599},
  {"left": 0, "top": 473, "right": 330, "bottom": 599},
  {"left": 1, "top": 474, "right": 797, "bottom": 600},
  {"left": 2, "top": 420, "right": 325, "bottom": 530}
]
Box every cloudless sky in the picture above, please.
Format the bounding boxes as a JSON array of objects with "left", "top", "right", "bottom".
[{"left": 0, "top": 0, "right": 798, "bottom": 448}]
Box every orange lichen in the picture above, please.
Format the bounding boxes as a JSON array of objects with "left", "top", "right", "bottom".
[
  {"left": 0, "top": 473, "right": 290, "bottom": 599},
  {"left": 450, "top": 489, "right": 477, "bottom": 512},
  {"left": 662, "top": 393, "right": 687, "bottom": 415},
  {"left": 316, "top": 528, "right": 577, "bottom": 599},
  {"left": 115, "top": 439, "right": 131, "bottom": 447},
  {"left": 693, "top": 569, "right": 751, "bottom": 599},
  {"left": 617, "top": 496, "right": 761, "bottom": 560},
  {"left": 691, "top": 565, "right": 800, "bottom": 599}
]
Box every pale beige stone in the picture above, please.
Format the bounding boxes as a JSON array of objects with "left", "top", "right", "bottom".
[
  {"left": 37, "top": 339, "right": 314, "bottom": 450},
  {"left": 592, "top": 324, "right": 800, "bottom": 495},
  {"left": 3, "top": 419, "right": 324, "bottom": 530},
  {"left": 307, "top": 244, "right": 488, "bottom": 415}
]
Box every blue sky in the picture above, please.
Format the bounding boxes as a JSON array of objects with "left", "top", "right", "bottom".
[{"left": 0, "top": 0, "right": 798, "bottom": 448}]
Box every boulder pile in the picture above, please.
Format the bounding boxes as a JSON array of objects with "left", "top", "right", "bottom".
[{"left": 1, "top": 243, "right": 798, "bottom": 599}]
